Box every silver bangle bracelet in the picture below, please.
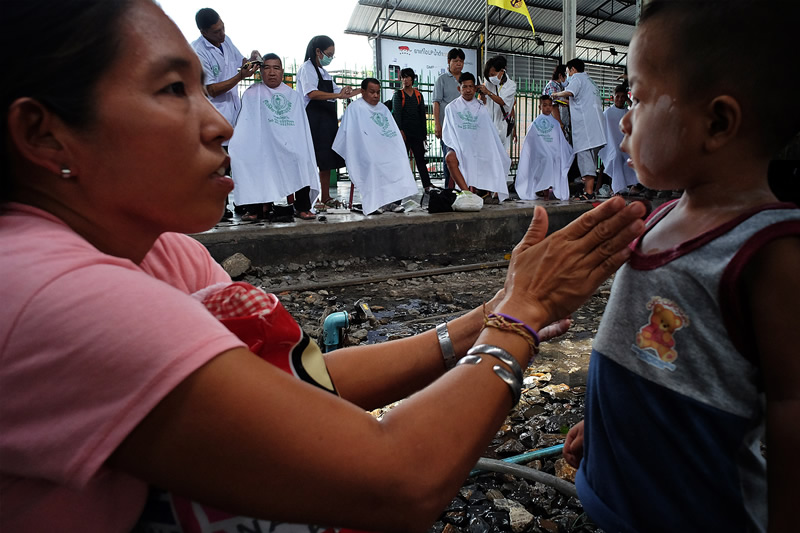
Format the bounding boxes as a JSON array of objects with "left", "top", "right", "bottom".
[
  {"left": 455, "top": 354, "right": 521, "bottom": 406},
  {"left": 467, "top": 344, "right": 524, "bottom": 384},
  {"left": 492, "top": 364, "right": 522, "bottom": 405},
  {"left": 437, "top": 322, "right": 458, "bottom": 370},
  {"left": 456, "top": 354, "right": 482, "bottom": 366}
]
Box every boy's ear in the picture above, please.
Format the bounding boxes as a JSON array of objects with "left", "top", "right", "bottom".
[
  {"left": 703, "top": 95, "right": 742, "bottom": 153},
  {"left": 6, "top": 97, "right": 74, "bottom": 176}
]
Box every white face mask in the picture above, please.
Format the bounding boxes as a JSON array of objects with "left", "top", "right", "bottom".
[{"left": 489, "top": 75, "right": 501, "bottom": 85}]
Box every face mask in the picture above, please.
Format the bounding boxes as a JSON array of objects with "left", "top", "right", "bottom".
[
  {"left": 489, "top": 75, "right": 501, "bottom": 85},
  {"left": 320, "top": 53, "right": 333, "bottom": 67}
]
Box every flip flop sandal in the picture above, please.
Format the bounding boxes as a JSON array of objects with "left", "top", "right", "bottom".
[{"left": 298, "top": 211, "right": 316, "bottom": 220}]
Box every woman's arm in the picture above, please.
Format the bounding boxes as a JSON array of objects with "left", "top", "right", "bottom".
[
  {"left": 109, "top": 198, "right": 645, "bottom": 532},
  {"left": 206, "top": 60, "right": 257, "bottom": 98}
]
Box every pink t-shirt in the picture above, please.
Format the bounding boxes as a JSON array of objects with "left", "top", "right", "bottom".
[{"left": 0, "top": 204, "right": 245, "bottom": 531}]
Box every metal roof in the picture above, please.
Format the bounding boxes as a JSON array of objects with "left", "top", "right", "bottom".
[{"left": 346, "top": 0, "right": 635, "bottom": 67}]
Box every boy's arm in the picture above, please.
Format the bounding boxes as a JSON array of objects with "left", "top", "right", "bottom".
[{"left": 745, "top": 235, "right": 800, "bottom": 532}]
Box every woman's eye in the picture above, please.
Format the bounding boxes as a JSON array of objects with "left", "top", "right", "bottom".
[{"left": 162, "top": 81, "right": 186, "bottom": 95}]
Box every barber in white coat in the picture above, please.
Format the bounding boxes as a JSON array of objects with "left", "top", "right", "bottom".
[{"left": 478, "top": 55, "right": 516, "bottom": 152}]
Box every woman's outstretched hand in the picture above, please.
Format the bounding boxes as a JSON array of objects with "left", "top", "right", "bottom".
[{"left": 498, "top": 197, "right": 646, "bottom": 328}]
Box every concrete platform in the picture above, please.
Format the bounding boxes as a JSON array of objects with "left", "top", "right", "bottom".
[{"left": 191, "top": 179, "right": 649, "bottom": 266}]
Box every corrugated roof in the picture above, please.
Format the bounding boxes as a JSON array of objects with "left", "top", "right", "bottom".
[{"left": 347, "top": 0, "right": 635, "bottom": 66}]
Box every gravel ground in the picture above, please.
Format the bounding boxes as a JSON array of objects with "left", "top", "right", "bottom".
[{"left": 245, "top": 252, "right": 610, "bottom": 532}]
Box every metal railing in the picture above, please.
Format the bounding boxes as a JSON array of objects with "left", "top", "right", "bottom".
[{"left": 237, "top": 71, "right": 620, "bottom": 182}]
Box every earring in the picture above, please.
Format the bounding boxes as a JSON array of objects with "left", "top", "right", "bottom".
[{"left": 60, "top": 166, "right": 72, "bottom": 179}]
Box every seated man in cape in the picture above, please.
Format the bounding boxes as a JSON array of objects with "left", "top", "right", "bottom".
[
  {"left": 442, "top": 72, "right": 510, "bottom": 203},
  {"left": 229, "top": 53, "right": 320, "bottom": 221},
  {"left": 598, "top": 84, "right": 640, "bottom": 195},
  {"left": 332, "top": 78, "right": 419, "bottom": 215},
  {"left": 515, "top": 95, "right": 575, "bottom": 201}
]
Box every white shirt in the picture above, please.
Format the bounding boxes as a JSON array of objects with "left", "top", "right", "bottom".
[
  {"left": 229, "top": 82, "right": 320, "bottom": 206},
  {"left": 191, "top": 35, "right": 245, "bottom": 129},
  {"left": 332, "top": 98, "right": 419, "bottom": 214},
  {"left": 484, "top": 75, "right": 517, "bottom": 149},
  {"left": 296, "top": 59, "right": 341, "bottom": 108},
  {"left": 566, "top": 72, "right": 606, "bottom": 152}
]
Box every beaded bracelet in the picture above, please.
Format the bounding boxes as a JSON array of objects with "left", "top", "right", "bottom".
[{"left": 482, "top": 306, "right": 540, "bottom": 356}]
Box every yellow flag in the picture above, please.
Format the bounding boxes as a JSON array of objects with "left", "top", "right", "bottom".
[{"left": 488, "top": 0, "right": 535, "bottom": 35}]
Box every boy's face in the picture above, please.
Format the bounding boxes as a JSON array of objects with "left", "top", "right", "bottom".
[
  {"left": 363, "top": 82, "right": 381, "bottom": 106},
  {"left": 540, "top": 99, "right": 553, "bottom": 115},
  {"left": 613, "top": 91, "right": 627, "bottom": 109},
  {"left": 460, "top": 80, "right": 476, "bottom": 101},
  {"left": 620, "top": 23, "right": 705, "bottom": 189}
]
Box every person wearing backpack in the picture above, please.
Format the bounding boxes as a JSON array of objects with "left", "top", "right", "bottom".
[{"left": 391, "top": 68, "right": 432, "bottom": 192}]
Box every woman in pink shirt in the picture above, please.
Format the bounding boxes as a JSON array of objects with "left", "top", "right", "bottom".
[{"left": 0, "top": 1, "right": 646, "bottom": 531}]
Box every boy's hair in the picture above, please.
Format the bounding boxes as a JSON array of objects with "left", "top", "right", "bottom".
[
  {"left": 447, "top": 48, "right": 465, "bottom": 62},
  {"left": 262, "top": 53, "right": 281, "bottom": 66},
  {"left": 640, "top": 0, "right": 800, "bottom": 155},
  {"left": 458, "top": 72, "right": 475, "bottom": 85},
  {"left": 565, "top": 58, "right": 585, "bottom": 72},
  {"left": 399, "top": 67, "right": 416, "bottom": 80},
  {"left": 539, "top": 94, "right": 553, "bottom": 103},
  {"left": 195, "top": 8, "right": 219, "bottom": 31},
  {"left": 614, "top": 84, "right": 627, "bottom": 95},
  {"left": 361, "top": 77, "right": 380, "bottom": 91}
]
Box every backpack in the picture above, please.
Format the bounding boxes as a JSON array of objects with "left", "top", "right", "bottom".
[{"left": 400, "top": 88, "right": 423, "bottom": 107}]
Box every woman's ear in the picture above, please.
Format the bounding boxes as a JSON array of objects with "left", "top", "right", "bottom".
[
  {"left": 6, "top": 97, "right": 72, "bottom": 176},
  {"left": 704, "top": 94, "right": 742, "bottom": 153}
]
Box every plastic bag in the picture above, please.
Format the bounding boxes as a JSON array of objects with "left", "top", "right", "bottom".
[{"left": 452, "top": 191, "right": 484, "bottom": 212}]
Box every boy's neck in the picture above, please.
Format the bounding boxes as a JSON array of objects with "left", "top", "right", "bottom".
[{"left": 641, "top": 157, "right": 776, "bottom": 254}]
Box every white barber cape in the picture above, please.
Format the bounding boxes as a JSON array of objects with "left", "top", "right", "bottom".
[
  {"left": 516, "top": 113, "right": 575, "bottom": 201},
  {"left": 332, "top": 98, "right": 419, "bottom": 215},
  {"left": 566, "top": 72, "right": 606, "bottom": 152},
  {"left": 598, "top": 105, "right": 639, "bottom": 193},
  {"left": 442, "top": 97, "right": 510, "bottom": 200},
  {"left": 228, "top": 82, "right": 319, "bottom": 206}
]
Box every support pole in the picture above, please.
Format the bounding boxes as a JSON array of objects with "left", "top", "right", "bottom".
[
  {"left": 562, "top": 0, "right": 577, "bottom": 63},
  {"left": 484, "top": 2, "right": 489, "bottom": 74}
]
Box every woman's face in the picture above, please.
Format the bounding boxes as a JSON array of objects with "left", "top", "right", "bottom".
[
  {"left": 67, "top": 0, "right": 233, "bottom": 236},
  {"left": 317, "top": 46, "right": 335, "bottom": 64}
]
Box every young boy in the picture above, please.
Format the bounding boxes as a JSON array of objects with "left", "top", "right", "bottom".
[
  {"left": 563, "top": 1, "right": 800, "bottom": 532},
  {"left": 332, "top": 78, "right": 418, "bottom": 215},
  {"left": 442, "top": 72, "right": 510, "bottom": 202},
  {"left": 515, "top": 95, "right": 574, "bottom": 201}
]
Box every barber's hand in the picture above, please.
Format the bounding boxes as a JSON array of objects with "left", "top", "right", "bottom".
[
  {"left": 497, "top": 196, "right": 645, "bottom": 328},
  {"left": 240, "top": 59, "right": 258, "bottom": 78}
]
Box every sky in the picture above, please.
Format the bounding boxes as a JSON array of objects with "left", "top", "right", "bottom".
[{"left": 157, "top": 0, "right": 376, "bottom": 72}]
